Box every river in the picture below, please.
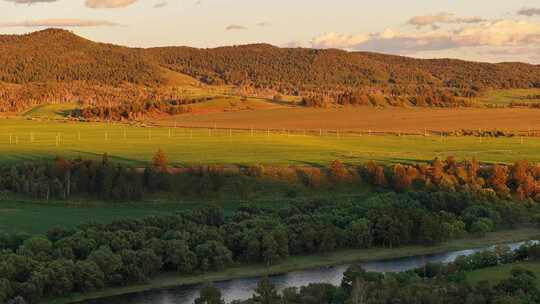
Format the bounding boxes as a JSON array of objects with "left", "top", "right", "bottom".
[{"left": 79, "top": 241, "right": 532, "bottom": 304}]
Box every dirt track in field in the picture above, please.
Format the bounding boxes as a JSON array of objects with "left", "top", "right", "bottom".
[{"left": 157, "top": 107, "right": 540, "bottom": 133}]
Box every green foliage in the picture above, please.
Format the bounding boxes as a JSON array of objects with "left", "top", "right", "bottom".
[
  {"left": 0, "top": 190, "right": 535, "bottom": 303},
  {"left": 253, "top": 277, "right": 280, "bottom": 304},
  {"left": 194, "top": 284, "right": 224, "bottom": 304}
]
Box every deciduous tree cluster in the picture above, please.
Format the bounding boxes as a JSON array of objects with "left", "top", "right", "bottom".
[
  {"left": 362, "top": 158, "right": 540, "bottom": 203},
  {"left": 0, "top": 190, "right": 530, "bottom": 303}
]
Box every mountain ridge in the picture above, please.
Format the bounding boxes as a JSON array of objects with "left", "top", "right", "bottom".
[{"left": 0, "top": 28, "right": 539, "bottom": 112}]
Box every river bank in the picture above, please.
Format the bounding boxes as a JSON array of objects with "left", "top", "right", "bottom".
[{"left": 43, "top": 227, "right": 540, "bottom": 304}]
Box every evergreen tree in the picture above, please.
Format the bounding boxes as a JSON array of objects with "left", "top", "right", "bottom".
[
  {"left": 194, "top": 284, "right": 225, "bottom": 304},
  {"left": 253, "top": 277, "right": 280, "bottom": 304}
]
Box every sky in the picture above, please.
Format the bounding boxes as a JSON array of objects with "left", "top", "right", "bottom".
[{"left": 1, "top": 0, "right": 540, "bottom": 63}]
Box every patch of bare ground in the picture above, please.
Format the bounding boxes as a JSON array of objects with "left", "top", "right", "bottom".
[{"left": 157, "top": 107, "right": 540, "bottom": 133}]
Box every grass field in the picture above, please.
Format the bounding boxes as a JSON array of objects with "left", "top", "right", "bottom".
[
  {"left": 0, "top": 187, "right": 374, "bottom": 234},
  {"left": 466, "top": 261, "right": 540, "bottom": 285},
  {"left": 0, "top": 199, "right": 204, "bottom": 234},
  {"left": 22, "top": 103, "right": 79, "bottom": 119},
  {"left": 1, "top": 118, "right": 540, "bottom": 166},
  {"left": 188, "top": 96, "right": 288, "bottom": 114},
  {"left": 477, "top": 89, "right": 540, "bottom": 106},
  {"left": 45, "top": 227, "right": 540, "bottom": 304}
]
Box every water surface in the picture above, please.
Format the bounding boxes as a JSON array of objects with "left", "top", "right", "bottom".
[{"left": 80, "top": 241, "right": 531, "bottom": 304}]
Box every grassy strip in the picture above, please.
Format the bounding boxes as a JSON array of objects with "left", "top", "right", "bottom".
[
  {"left": 0, "top": 189, "right": 373, "bottom": 234},
  {"left": 44, "top": 227, "right": 540, "bottom": 304},
  {"left": 466, "top": 261, "right": 540, "bottom": 285},
  {"left": 2, "top": 118, "right": 540, "bottom": 166}
]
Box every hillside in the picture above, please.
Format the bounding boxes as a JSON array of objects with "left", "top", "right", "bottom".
[
  {"left": 147, "top": 44, "right": 540, "bottom": 97},
  {"left": 0, "top": 28, "right": 163, "bottom": 85},
  {"left": 0, "top": 29, "right": 539, "bottom": 113}
]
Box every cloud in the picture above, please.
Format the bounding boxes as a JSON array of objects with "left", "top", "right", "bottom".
[
  {"left": 311, "top": 32, "right": 370, "bottom": 49},
  {"left": 408, "top": 12, "right": 486, "bottom": 30},
  {"left": 283, "top": 40, "right": 305, "bottom": 48},
  {"left": 518, "top": 8, "right": 540, "bottom": 17},
  {"left": 4, "top": 0, "right": 57, "bottom": 3},
  {"left": 226, "top": 24, "right": 247, "bottom": 31},
  {"left": 311, "top": 20, "right": 540, "bottom": 55},
  {"left": 0, "top": 18, "right": 118, "bottom": 27},
  {"left": 85, "top": 0, "right": 137, "bottom": 8},
  {"left": 153, "top": 1, "right": 166, "bottom": 8},
  {"left": 484, "top": 47, "right": 540, "bottom": 56}
]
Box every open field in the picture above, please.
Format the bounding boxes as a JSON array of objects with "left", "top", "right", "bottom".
[
  {"left": 1, "top": 118, "right": 540, "bottom": 166},
  {"left": 0, "top": 200, "right": 201, "bottom": 234},
  {"left": 188, "top": 96, "right": 289, "bottom": 114},
  {"left": 158, "top": 107, "right": 540, "bottom": 133},
  {"left": 466, "top": 261, "right": 540, "bottom": 285},
  {"left": 45, "top": 227, "right": 540, "bottom": 304},
  {"left": 22, "top": 103, "right": 79, "bottom": 119},
  {"left": 0, "top": 187, "right": 373, "bottom": 234},
  {"left": 477, "top": 89, "right": 540, "bottom": 106}
]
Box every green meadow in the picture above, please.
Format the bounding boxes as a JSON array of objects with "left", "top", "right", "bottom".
[
  {"left": 466, "top": 261, "right": 540, "bottom": 285},
  {"left": 0, "top": 118, "right": 539, "bottom": 166},
  {"left": 0, "top": 200, "right": 199, "bottom": 234},
  {"left": 478, "top": 89, "right": 540, "bottom": 106}
]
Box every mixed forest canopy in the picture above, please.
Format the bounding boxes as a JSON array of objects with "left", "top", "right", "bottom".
[
  {"left": 1, "top": 29, "right": 540, "bottom": 112},
  {"left": 0, "top": 189, "right": 537, "bottom": 303}
]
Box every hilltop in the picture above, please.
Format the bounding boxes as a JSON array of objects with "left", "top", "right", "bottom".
[{"left": 0, "top": 28, "right": 539, "bottom": 112}]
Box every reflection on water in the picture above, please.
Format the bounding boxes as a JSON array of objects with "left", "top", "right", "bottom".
[{"left": 79, "top": 241, "right": 532, "bottom": 304}]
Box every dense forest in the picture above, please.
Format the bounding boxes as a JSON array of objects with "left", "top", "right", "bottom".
[
  {"left": 148, "top": 44, "right": 540, "bottom": 98},
  {"left": 2, "top": 153, "right": 540, "bottom": 204},
  {"left": 1, "top": 29, "right": 540, "bottom": 113},
  {"left": 200, "top": 243, "right": 540, "bottom": 304},
  {"left": 70, "top": 96, "right": 215, "bottom": 121},
  {"left": 0, "top": 189, "right": 536, "bottom": 303}
]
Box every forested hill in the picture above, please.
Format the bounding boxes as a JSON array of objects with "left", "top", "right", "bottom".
[
  {"left": 147, "top": 44, "right": 540, "bottom": 96},
  {"left": 0, "top": 29, "right": 163, "bottom": 85},
  {"left": 0, "top": 29, "right": 539, "bottom": 111}
]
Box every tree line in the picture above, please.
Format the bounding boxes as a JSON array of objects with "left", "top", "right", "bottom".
[
  {"left": 70, "top": 96, "right": 214, "bottom": 121},
  {"left": 0, "top": 189, "right": 534, "bottom": 303},
  {"left": 3, "top": 155, "right": 540, "bottom": 205},
  {"left": 300, "top": 88, "right": 465, "bottom": 108},
  {"left": 200, "top": 242, "right": 540, "bottom": 304},
  {"left": 0, "top": 81, "right": 210, "bottom": 114},
  {"left": 359, "top": 157, "right": 540, "bottom": 203}
]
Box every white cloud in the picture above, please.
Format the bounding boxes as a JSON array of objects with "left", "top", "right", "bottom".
[
  {"left": 408, "top": 12, "right": 486, "bottom": 30},
  {"left": 85, "top": 0, "right": 137, "bottom": 8},
  {"left": 518, "top": 8, "right": 540, "bottom": 17},
  {"left": 282, "top": 40, "right": 305, "bottom": 48},
  {"left": 0, "top": 18, "right": 118, "bottom": 27},
  {"left": 311, "top": 20, "right": 540, "bottom": 55},
  {"left": 311, "top": 32, "right": 370, "bottom": 49},
  {"left": 4, "top": 0, "right": 56, "bottom": 3},
  {"left": 153, "top": 1, "right": 167, "bottom": 8},
  {"left": 226, "top": 24, "right": 247, "bottom": 31}
]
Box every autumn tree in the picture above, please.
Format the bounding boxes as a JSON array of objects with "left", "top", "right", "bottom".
[
  {"left": 468, "top": 157, "right": 479, "bottom": 183},
  {"left": 511, "top": 160, "right": 530, "bottom": 191},
  {"left": 152, "top": 149, "right": 168, "bottom": 172},
  {"left": 374, "top": 166, "right": 387, "bottom": 188},
  {"left": 329, "top": 159, "right": 350, "bottom": 184},
  {"left": 430, "top": 158, "right": 444, "bottom": 185},
  {"left": 489, "top": 165, "right": 510, "bottom": 195},
  {"left": 393, "top": 164, "right": 411, "bottom": 192}
]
